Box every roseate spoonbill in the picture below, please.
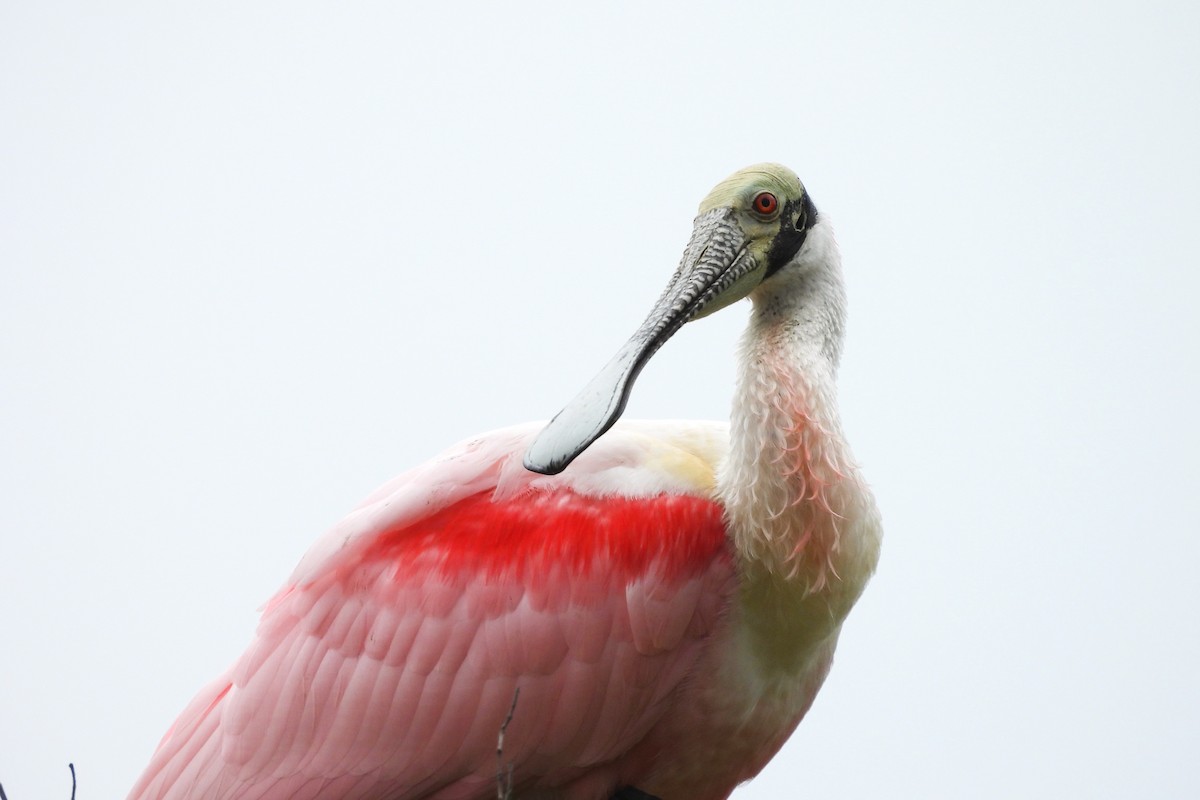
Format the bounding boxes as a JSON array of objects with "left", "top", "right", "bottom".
[{"left": 129, "top": 163, "right": 881, "bottom": 800}]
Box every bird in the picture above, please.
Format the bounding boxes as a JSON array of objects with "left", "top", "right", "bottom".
[{"left": 128, "top": 163, "right": 882, "bottom": 800}]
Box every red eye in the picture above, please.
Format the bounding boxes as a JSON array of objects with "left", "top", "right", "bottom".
[{"left": 752, "top": 191, "right": 778, "bottom": 215}]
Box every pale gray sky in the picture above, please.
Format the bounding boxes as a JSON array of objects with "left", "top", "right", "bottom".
[{"left": 2, "top": 2, "right": 1198, "bottom": 798}]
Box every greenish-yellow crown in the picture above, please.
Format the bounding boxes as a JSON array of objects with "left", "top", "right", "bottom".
[
  {"left": 689, "top": 164, "right": 811, "bottom": 317},
  {"left": 698, "top": 163, "right": 806, "bottom": 215}
]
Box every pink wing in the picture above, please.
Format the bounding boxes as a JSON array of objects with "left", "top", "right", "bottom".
[{"left": 129, "top": 423, "right": 735, "bottom": 800}]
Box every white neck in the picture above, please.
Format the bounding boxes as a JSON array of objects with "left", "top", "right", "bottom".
[{"left": 717, "top": 219, "right": 872, "bottom": 595}]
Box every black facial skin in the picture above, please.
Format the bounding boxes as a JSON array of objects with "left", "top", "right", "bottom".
[{"left": 764, "top": 192, "right": 819, "bottom": 278}]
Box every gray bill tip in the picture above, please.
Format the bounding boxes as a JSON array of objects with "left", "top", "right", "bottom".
[
  {"left": 522, "top": 351, "right": 635, "bottom": 475},
  {"left": 522, "top": 438, "right": 571, "bottom": 475},
  {"left": 522, "top": 386, "right": 623, "bottom": 475},
  {"left": 522, "top": 401, "right": 613, "bottom": 474}
]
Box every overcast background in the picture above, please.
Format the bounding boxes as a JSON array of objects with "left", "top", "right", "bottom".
[{"left": 3, "top": 2, "right": 1198, "bottom": 798}]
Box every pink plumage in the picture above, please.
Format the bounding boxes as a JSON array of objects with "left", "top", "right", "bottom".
[
  {"left": 129, "top": 423, "right": 799, "bottom": 800},
  {"left": 130, "top": 163, "right": 882, "bottom": 800}
]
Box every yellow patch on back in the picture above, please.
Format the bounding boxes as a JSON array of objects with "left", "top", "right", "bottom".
[{"left": 646, "top": 446, "right": 718, "bottom": 496}]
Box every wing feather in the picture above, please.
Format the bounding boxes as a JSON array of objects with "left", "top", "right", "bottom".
[{"left": 129, "top": 422, "right": 734, "bottom": 800}]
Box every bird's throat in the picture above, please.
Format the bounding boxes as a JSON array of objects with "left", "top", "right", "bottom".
[
  {"left": 716, "top": 292, "right": 877, "bottom": 673},
  {"left": 719, "top": 332, "right": 849, "bottom": 590}
]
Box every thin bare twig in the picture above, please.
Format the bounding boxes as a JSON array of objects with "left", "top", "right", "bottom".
[
  {"left": 496, "top": 687, "right": 520, "bottom": 800},
  {"left": 0, "top": 763, "right": 75, "bottom": 800}
]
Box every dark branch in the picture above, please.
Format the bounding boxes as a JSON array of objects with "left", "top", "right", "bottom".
[
  {"left": 496, "top": 688, "right": 520, "bottom": 800},
  {"left": 0, "top": 763, "right": 76, "bottom": 800},
  {"left": 611, "top": 788, "right": 661, "bottom": 800}
]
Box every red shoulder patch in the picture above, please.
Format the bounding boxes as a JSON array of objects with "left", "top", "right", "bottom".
[{"left": 363, "top": 489, "right": 729, "bottom": 583}]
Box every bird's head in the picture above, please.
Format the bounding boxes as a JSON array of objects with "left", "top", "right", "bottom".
[
  {"left": 524, "top": 163, "right": 820, "bottom": 475},
  {"left": 686, "top": 162, "right": 819, "bottom": 318}
]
